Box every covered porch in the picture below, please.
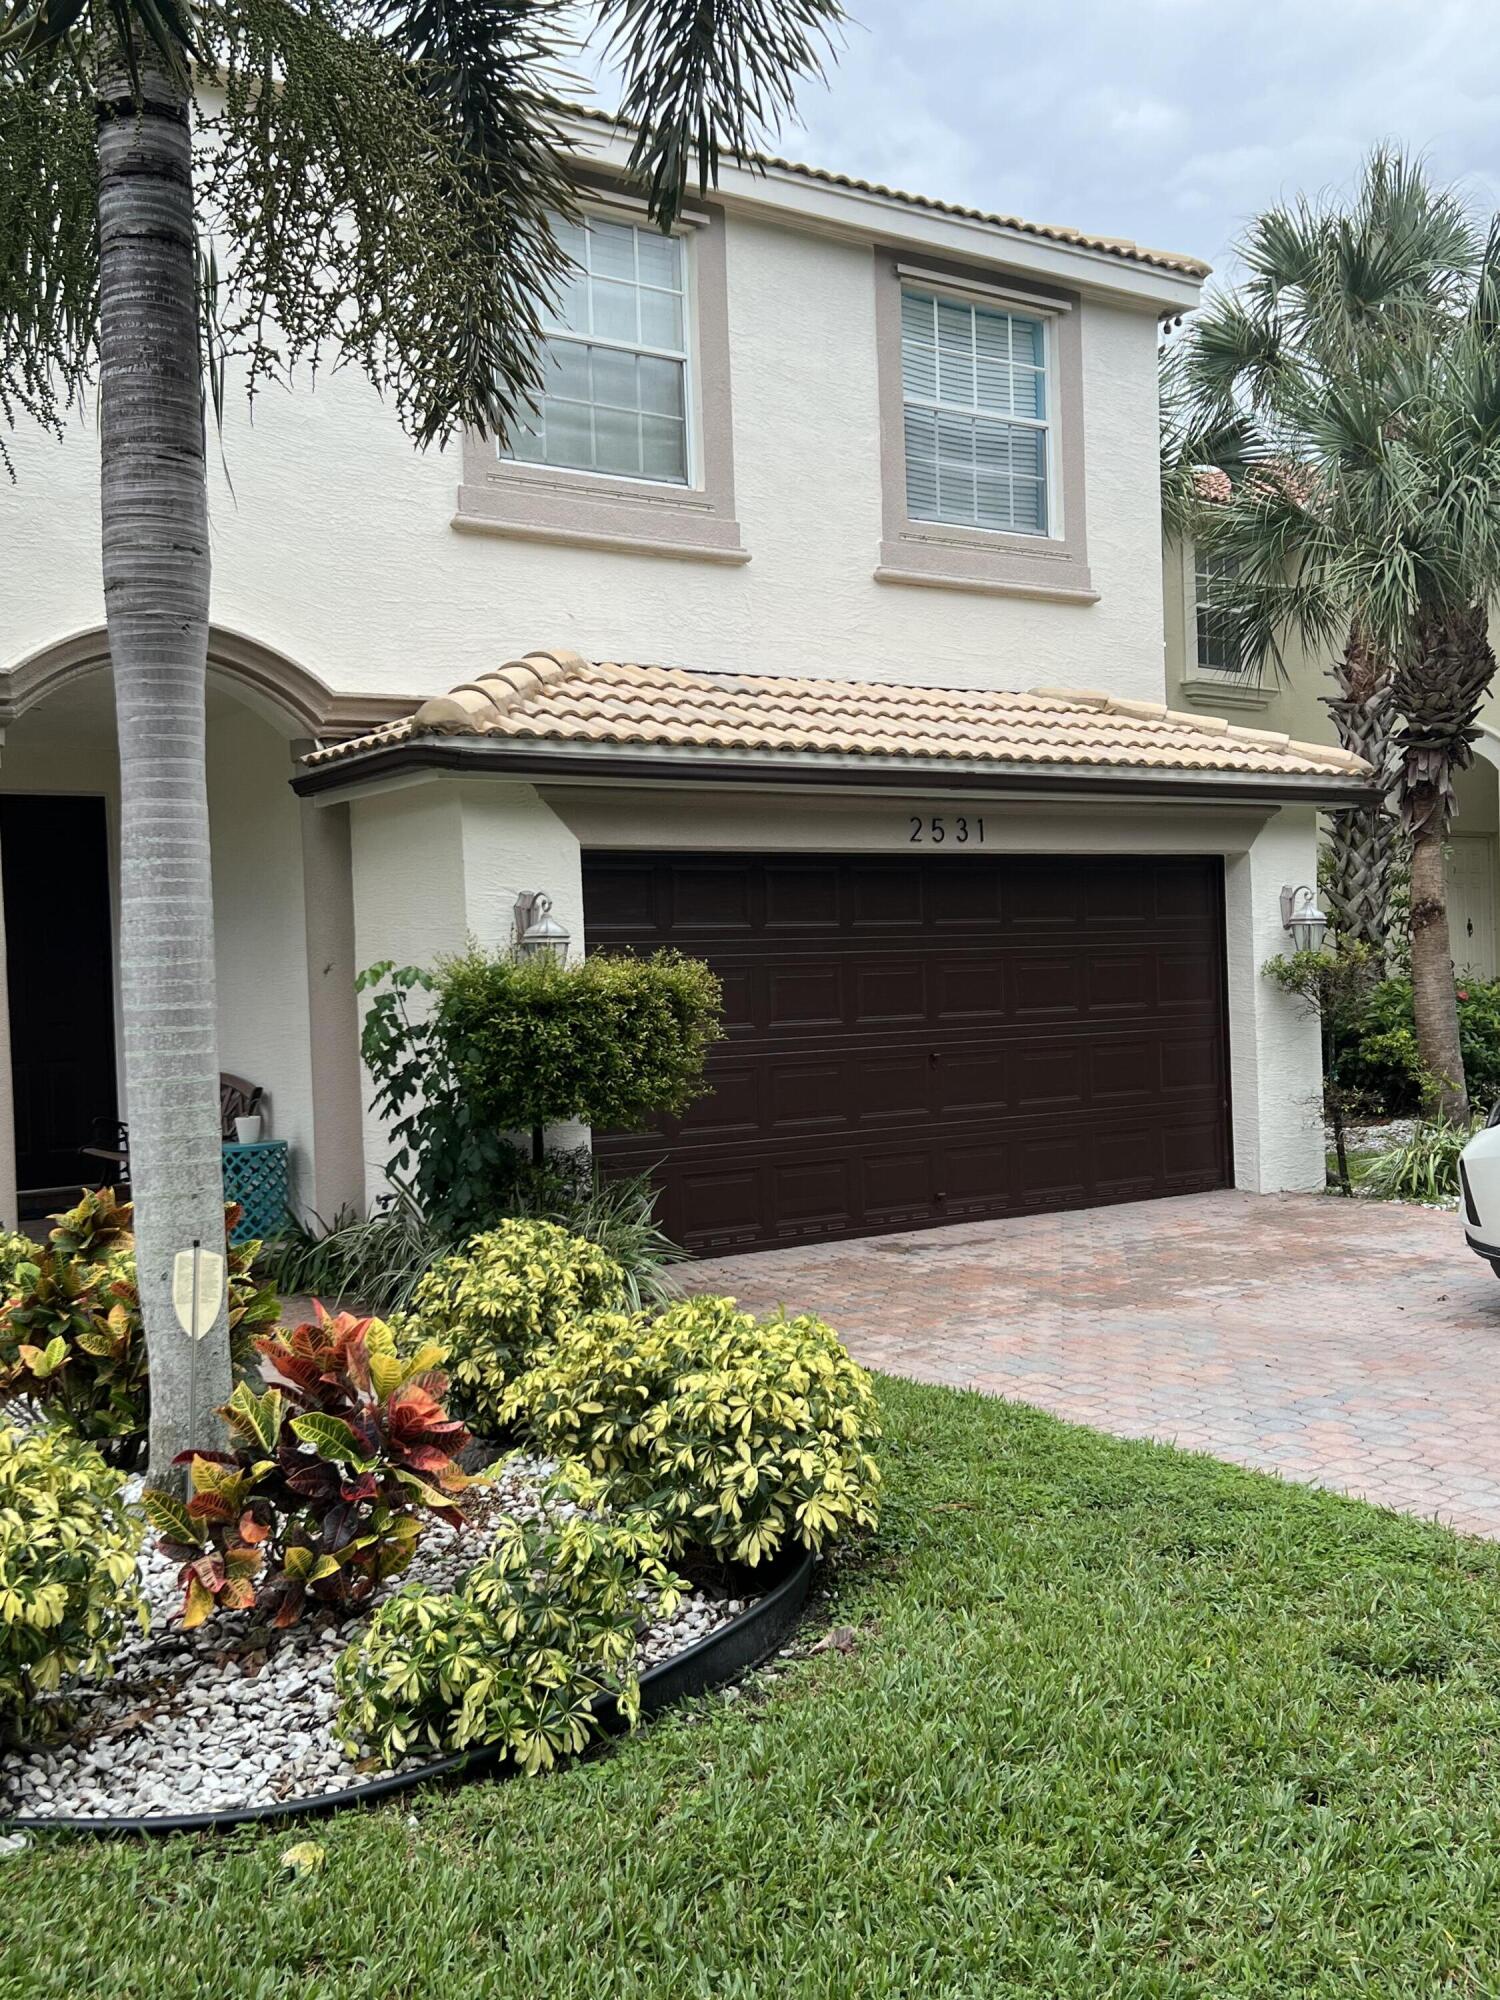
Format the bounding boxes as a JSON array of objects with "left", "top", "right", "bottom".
[{"left": 0, "top": 630, "right": 391, "bottom": 1228}]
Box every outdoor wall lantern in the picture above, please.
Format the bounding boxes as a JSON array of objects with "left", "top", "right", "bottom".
[
  {"left": 1279, "top": 883, "right": 1329, "bottom": 955},
  {"left": 514, "top": 890, "right": 571, "bottom": 963}
]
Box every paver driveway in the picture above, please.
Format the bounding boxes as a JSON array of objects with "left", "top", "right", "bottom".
[{"left": 691, "top": 1190, "right": 1500, "bottom": 1538}]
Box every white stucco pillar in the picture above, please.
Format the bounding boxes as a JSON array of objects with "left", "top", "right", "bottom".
[
  {"left": 1223, "top": 804, "right": 1326, "bottom": 1193},
  {"left": 347, "top": 775, "right": 584, "bottom": 1197}
]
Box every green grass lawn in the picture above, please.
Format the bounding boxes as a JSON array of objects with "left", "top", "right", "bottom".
[{"left": 10, "top": 1377, "right": 1500, "bottom": 1998}]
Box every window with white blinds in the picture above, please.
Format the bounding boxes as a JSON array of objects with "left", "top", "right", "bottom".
[
  {"left": 507, "top": 214, "right": 690, "bottom": 485},
  {"left": 900, "top": 289, "right": 1050, "bottom": 536}
]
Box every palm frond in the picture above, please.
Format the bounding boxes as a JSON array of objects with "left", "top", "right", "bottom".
[{"left": 596, "top": 0, "right": 844, "bottom": 226}]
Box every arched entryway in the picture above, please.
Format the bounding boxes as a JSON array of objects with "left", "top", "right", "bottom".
[{"left": 0, "top": 632, "right": 391, "bottom": 1227}]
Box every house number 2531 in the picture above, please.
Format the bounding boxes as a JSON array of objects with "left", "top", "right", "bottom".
[{"left": 908, "top": 814, "right": 985, "bottom": 845}]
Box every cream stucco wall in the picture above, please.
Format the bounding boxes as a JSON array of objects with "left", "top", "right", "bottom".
[
  {"left": 205, "top": 698, "right": 316, "bottom": 1197},
  {"left": 4, "top": 192, "right": 1180, "bottom": 713}
]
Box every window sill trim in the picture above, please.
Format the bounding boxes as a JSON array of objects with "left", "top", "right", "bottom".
[
  {"left": 874, "top": 562, "right": 1099, "bottom": 605},
  {"left": 1177, "top": 676, "right": 1273, "bottom": 710},
  {"left": 452, "top": 511, "right": 750, "bottom": 565}
]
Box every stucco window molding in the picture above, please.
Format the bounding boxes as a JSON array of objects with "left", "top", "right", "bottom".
[
  {"left": 455, "top": 199, "right": 747, "bottom": 564},
  {"left": 871, "top": 246, "right": 1095, "bottom": 603}
]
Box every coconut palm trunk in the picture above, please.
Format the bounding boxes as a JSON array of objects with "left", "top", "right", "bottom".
[
  {"left": 97, "top": 38, "right": 232, "bottom": 1476},
  {"left": 1391, "top": 604, "right": 1498, "bottom": 1122},
  {"left": 1323, "top": 630, "right": 1396, "bottom": 951}
]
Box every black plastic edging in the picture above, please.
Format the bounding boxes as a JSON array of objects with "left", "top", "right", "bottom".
[{"left": 5, "top": 1546, "right": 814, "bottom": 1838}]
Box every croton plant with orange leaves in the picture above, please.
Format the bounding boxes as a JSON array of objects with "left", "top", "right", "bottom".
[{"left": 143, "top": 1305, "right": 472, "bottom": 1629}]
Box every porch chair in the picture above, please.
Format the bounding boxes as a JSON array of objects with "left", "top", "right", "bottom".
[{"left": 80, "top": 1073, "right": 264, "bottom": 1177}]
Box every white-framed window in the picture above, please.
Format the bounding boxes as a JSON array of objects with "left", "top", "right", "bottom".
[
  {"left": 1194, "top": 547, "right": 1243, "bottom": 674},
  {"left": 899, "top": 288, "right": 1051, "bottom": 536},
  {"left": 507, "top": 212, "right": 691, "bottom": 486}
]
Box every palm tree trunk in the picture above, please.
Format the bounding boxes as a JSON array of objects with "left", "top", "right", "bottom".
[
  {"left": 1390, "top": 604, "right": 1498, "bottom": 1125},
  {"left": 1409, "top": 814, "right": 1467, "bottom": 1118},
  {"left": 1323, "top": 630, "right": 1395, "bottom": 950},
  {"left": 96, "top": 39, "right": 231, "bottom": 1477}
]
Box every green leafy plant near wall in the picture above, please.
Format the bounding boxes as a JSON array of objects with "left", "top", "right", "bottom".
[
  {"left": 358, "top": 950, "right": 722, "bottom": 1240},
  {"left": 438, "top": 947, "right": 722, "bottom": 1139}
]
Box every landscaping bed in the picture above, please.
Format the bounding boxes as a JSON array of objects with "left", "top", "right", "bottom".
[
  {"left": 0, "top": 1454, "right": 773, "bottom": 1828},
  {"left": 12, "top": 1375, "right": 1500, "bottom": 1997}
]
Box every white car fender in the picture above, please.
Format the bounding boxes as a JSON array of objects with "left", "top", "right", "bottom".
[{"left": 1459, "top": 1113, "right": 1500, "bottom": 1268}]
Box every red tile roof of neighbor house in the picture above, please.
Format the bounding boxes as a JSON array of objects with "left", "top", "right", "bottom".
[{"left": 301, "top": 649, "right": 1372, "bottom": 788}]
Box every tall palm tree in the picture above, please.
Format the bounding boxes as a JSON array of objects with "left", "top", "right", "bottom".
[
  {"left": 1, "top": 0, "right": 843, "bottom": 1478},
  {"left": 1205, "top": 217, "right": 1500, "bottom": 1117},
  {"left": 1163, "top": 152, "right": 1482, "bottom": 955}
]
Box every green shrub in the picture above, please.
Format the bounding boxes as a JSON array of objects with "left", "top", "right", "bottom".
[
  {"left": 407, "top": 1220, "right": 629, "bottom": 1435},
  {"left": 1331, "top": 975, "right": 1500, "bottom": 1115},
  {"left": 334, "top": 1503, "right": 684, "bottom": 1771},
  {"left": 507, "top": 1296, "right": 882, "bottom": 1565},
  {"left": 0, "top": 1190, "right": 280, "bottom": 1466},
  {"left": 0, "top": 1422, "right": 145, "bottom": 1741},
  {"left": 358, "top": 951, "right": 722, "bottom": 1238},
  {"left": 0, "top": 1232, "right": 36, "bottom": 1298},
  {"left": 1361, "top": 1116, "right": 1479, "bottom": 1201},
  {"left": 437, "top": 946, "right": 722, "bottom": 1135}
]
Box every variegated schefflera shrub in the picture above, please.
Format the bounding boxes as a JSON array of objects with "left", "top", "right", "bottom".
[
  {"left": 0, "top": 1423, "right": 145, "bottom": 1742},
  {"left": 404, "top": 1219, "right": 629, "bottom": 1436},
  {"left": 505, "top": 1296, "right": 883, "bottom": 1565},
  {"left": 334, "top": 1491, "right": 685, "bottom": 1772},
  {"left": 144, "top": 1306, "right": 471, "bottom": 1629}
]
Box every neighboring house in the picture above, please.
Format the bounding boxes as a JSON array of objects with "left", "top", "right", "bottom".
[
  {"left": 1163, "top": 534, "right": 1500, "bottom": 981},
  {"left": 0, "top": 115, "right": 1374, "bottom": 1253}
]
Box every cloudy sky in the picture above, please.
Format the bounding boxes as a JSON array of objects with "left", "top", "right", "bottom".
[{"left": 663, "top": 0, "right": 1500, "bottom": 290}]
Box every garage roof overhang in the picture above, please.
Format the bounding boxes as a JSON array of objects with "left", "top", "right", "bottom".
[{"left": 292, "top": 648, "right": 1382, "bottom": 811}]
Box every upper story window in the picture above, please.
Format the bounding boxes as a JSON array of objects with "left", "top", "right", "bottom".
[
  {"left": 507, "top": 214, "right": 690, "bottom": 486},
  {"left": 899, "top": 288, "right": 1050, "bottom": 537},
  {"left": 1194, "top": 547, "right": 1243, "bottom": 674}
]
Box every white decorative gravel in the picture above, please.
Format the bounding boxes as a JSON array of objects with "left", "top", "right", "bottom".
[{"left": 0, "top": 1455, "right": 754, "bottom": 1822}]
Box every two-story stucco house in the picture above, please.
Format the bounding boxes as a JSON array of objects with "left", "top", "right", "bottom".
[{"left": 0, "top": 114, "right": 1375, "bottom": 1253}]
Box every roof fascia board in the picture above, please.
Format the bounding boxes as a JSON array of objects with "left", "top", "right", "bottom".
[
  {"left": 293, "top": 736, "right": 1380, "bottom": 809},
  {"left": 564, "top": 119, "right": 1204, "bottom": 314}
]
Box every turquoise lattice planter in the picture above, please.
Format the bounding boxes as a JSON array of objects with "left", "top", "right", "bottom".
[{"left": 221, "top": 1139, "right": 290, "bottom": 1245}]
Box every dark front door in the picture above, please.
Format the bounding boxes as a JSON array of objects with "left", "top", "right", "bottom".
[
  {"left": 2, "top": 795, "right": 119, "bottom": 1208},
  {"left": 584, "top": 850, "right": 1231, "bottom": 1254}
]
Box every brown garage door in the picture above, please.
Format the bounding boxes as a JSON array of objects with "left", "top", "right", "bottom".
[{"left": 584, "top": 851, "right": 1231, "bottom": 1253}]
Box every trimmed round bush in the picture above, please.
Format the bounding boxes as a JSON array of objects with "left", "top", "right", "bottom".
[
  {"left": 0, "top": 1423, "right": 144, "bottom": 1741},
  {"left": 406, "top": 1220, "right": 629, "bottom": 1435},
  {"left": 505, "top": 1295, "right": 882, "bottom": 1565}
]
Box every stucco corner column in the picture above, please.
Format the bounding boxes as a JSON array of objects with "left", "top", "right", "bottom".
[
  {"left": 1223, "top": 804, "right": 1326, "bottom": 1194},
  {"left": 346, "top": 774, "right": 585, "bottom": 1196}
]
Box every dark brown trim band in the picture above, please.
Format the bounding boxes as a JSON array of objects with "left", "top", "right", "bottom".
[{"left": 292, "top": 739, "right": 1382, "bottom": 810}]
